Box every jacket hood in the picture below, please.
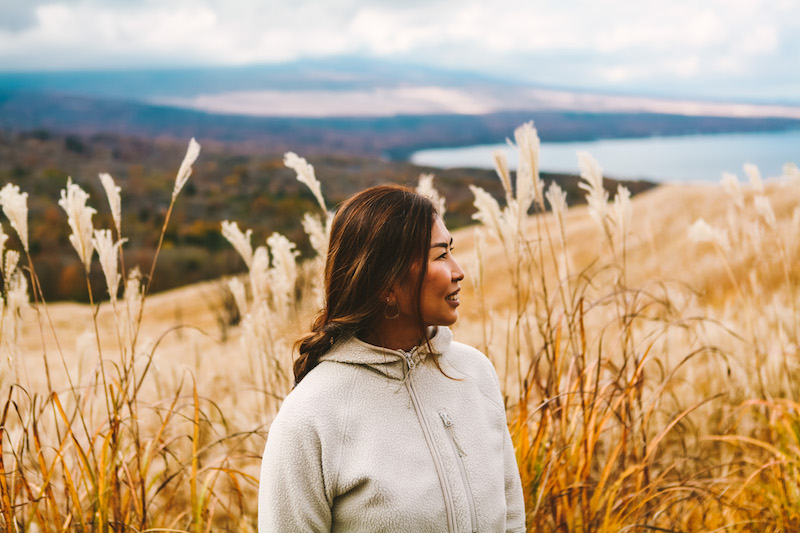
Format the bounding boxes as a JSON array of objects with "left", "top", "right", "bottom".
[{"left": 319, "top": 326, "right": 453, "bottom": 380}]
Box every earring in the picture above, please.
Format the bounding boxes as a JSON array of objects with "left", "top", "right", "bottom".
[{"left": 384, "top": 298, "right": 400, "bottom": 320}]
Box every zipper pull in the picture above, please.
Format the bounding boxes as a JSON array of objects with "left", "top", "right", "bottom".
[
  {"left": 440, "top": 412, "right": 452, "bottom": 426},
  {"left": 440, "top": 411, "right": 467, "bottom": 456}
]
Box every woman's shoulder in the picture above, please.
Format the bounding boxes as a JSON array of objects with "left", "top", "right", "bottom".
[
  {"left": 440, "top": 337, "right": 505, "bottom": 410},
  {"left": 445, "top": 339, "right": 497, "bottom": 375},
  {"left": 273, "top": 359, "right": 358, "bottom": 427}
]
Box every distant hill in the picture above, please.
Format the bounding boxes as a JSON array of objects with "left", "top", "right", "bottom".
[
  {"left": 0, "top": 129, "right": 656, "bottom": 301},
  {"left": 3, "top": 90, "right": 800, "bottom": 161},
  {"left": 0, "top": 58, "right": 506, "bottom": 100}
]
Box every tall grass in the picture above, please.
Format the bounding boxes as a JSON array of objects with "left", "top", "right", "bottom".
[
  {"left": 465, "top": 126, "right": 800, "bottom": 531},
  {"left": 1, "top": 124, "right": 799, "bottom": 531},
  {"left": 0, "top": 141, "right": 264, "bottom": 532}
]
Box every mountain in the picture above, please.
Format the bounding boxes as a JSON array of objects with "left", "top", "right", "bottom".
[{"left": 2, "top": 89, "right": 800, "bottom": 161}]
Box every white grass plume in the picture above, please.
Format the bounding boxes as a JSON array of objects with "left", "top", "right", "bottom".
[
  {"left": 4, "top": 250, "right": 19, "bottom": 292},
  {"left": 469, "top": 185, "right": 508, "bottom": 243},
  {"left": 545, "top": 181, "right": 568, "bottom": 225},
  {"left": 93, "top": 229, "right": 126, "bottom": 305},
  {"left": 416, "top": 173, "right": 446, "bottom": 217},
  {"left": 249, "top": 246, "right": 270, "bottom": 303},
  {"left": 301, "top": 213, "right": 328, "bottom": 259},
  {"left": 6, "top": 270, "right": 29, "bottom": 351},
  {"left": 613, "top": 185, "right": 632, "bottom": 239},
  {"left": 172, "top": 138, "right": 201, "bottom": 201},
  {"left": 513, "top": 121, "right": 544, "bottom": 211},
  {"left": 221, "top": 220, "right": 254, "bottom": 268},
  {"left": 267, "top": 232, "right": 299, "bottom": 312},
  {"left": 744, "top": 163, "right": 763, "bottom": 193},
  {"left": 124, "top": 267, "right": 143, "bottom": 336},
  {"left": 578, "top": 151, "right": 609, "bottom": 229},
  {"left": 58, "top": 178, "right": 96, "bottom": 273},
  {"left": 228, "top": 277, "right": 248, "bottom": 318},
  {"left": 720, "top": 172, "right": 744, "bottom": 210},
  {"left": 285, "top": 152, "right": 326, "bottom": 212},
  {"left": 0, "top": 184, "right": 29, "bottom": 253},
  {"left": 99, "top": 173, "right": 122, "bottom": 238},
  {"left": 754, "top": 195, "right": 777, "bottom": 230},
  {"left": 492, "top": 149, "right": 513, "bottom": 202},
  {"left": 688, "top": 218, "right": 730, "bottom": 251}
]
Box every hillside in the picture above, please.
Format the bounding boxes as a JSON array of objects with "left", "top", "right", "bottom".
[
  {"left": 18, "top": 177, "right": 798, "bottom": 394},
  {"left": 8, "top": 160, "right": 800, "bottom": 530},
  {"left": 0, "top": 129, "right": 655, "bottom": 301}
]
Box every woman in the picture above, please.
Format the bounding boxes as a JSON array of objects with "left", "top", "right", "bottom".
[{"left": 258, "top": 185, "right": 525, "bottom": 532}]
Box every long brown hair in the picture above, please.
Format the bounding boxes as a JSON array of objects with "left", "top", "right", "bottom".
[{"left": 293, "top": 185, "right": 435, "bottom": 384}]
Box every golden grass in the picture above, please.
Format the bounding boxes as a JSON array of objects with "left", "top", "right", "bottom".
[{"left": 2, "top": 129, "right": 800, "bottom": 531}]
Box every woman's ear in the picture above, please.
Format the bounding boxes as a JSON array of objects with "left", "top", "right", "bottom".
[{"left": 382, "top": 287, "right": 397, "bottom": 303}]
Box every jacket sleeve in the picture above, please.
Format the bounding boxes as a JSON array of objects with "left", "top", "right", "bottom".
[
  {"left": 503, "top": 422, "right": 526, "bottom": 532},
  {"left": 258, "top": 401, "right": 332, "bottom": 532}
]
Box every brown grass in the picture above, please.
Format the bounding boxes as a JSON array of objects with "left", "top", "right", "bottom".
[{"left": 2, "top": 129, "right": 800, "bottom": 531}]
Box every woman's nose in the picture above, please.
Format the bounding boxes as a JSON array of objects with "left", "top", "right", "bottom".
[{"left": 452, "top": 259, "right": 465, "bottom": 282}]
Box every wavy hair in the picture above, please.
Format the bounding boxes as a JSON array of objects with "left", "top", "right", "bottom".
[{"left": 293, "top": 185, "right": 435, "bottom": 384}]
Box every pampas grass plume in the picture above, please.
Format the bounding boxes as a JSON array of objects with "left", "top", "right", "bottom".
[
  {"left": 469, "top": 185, "right": 506, "bottom": 243},
  {"left": 578, "top": 151, "right": 609, "bottom": 229},
  {"left": 416, "top": 173, "right": 446, "bottom": 216},
  {"left": 58, "top": 178, "right": 96, "bottom": 273},
  {"left": 744, "top": 163, "right": 764, "bottom": 193},
  {"left": 545, "top": 181, "right": 568, "bottom": 224},
  {"left": 222, "top": 220, "right": 254, "bottom": 268},
  {"left": 3, "top": 250, "right": 19, "bottom": 291},
  {"left": 613, "top": 185, "right": 632, "bottom": 238},
  {"left": 6, "top": 270, "right": 28, "bottom": 347},
  {"left": 720, "top": 172, "right": 744, "bottom": 210},
  {"left": 173, "top": 138, "right": 201, "bottom": 201},
  {"left": 754, "top": 195, "right": 777, "bottom": 230},
  {"left": 301, "top": 213, "right": 328, "bottom": 259},
  {"left": 492, "top": 149, "right": 513, "bottom": 202},
  {"left": 267, "top": 232, "right": 299, "bottom": 312},
  {"left": 0, "top": 183, "right": 30, "bottom": 253},
  {"left": 284, "top": 152, "right": 326, "bottom": 212},
  {"left": 99, "top": 173, "right": 122, "bottom": 237},
  {"left": 249, "top": 246, "right": 270, "bottom": 302},
  {"left": 688, "top": 218, "right": 730, "bottom": 251},
  {"left": 513, "top": 121, "right": 543, "bottom": 210},
  {"left": 93, "top": 229, "right": 125, "bottom": 305},
  {"left": 124, "top": 266, "right": 143, "bottom": 335},
  {"left": 228, "top": 277, "right": 248, "bottom": 318}
]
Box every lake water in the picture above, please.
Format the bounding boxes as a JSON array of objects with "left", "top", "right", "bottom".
[{"left": 410, "top": 129, "right": 800, "bottom": 183}]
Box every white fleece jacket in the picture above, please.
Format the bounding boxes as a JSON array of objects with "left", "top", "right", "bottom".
[{"left": 258, "top": 326, "right": 525, "bottom": 532}]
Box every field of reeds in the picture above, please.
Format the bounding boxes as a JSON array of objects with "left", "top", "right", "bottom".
[{"left": 1, "top": 121, "right": 799, "bottom": 532}]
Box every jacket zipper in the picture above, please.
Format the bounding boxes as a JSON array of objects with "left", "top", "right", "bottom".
[
  {"left": 402, "top": 349, "right": 457, "bottom": 533},
  {"left": 440, "top": 411, "right": 478, "bottom": 533}
]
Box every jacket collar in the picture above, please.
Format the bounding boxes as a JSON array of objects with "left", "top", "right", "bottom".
[{"left": 320, "top": 326, "right": 452, "bottom": 380}]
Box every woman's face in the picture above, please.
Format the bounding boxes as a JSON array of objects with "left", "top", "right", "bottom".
[{"left": 396, "top": 217, "right": 465, "bottom": 327}]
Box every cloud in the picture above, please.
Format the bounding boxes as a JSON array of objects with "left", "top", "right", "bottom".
[
  {"left": 0, "top": 1, "right": 50, "bottom": 32},
  {"left": 0, "top": 0, "right": 797, "bottom": 102}
]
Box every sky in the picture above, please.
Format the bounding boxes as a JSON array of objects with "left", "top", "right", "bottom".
[{"left": 1, "top": 0, "right": 799, "bottom": 104}]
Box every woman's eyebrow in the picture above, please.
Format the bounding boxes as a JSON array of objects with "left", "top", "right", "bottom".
[{"left": 430, "top": 237, "right": 454, "bottom": 249}]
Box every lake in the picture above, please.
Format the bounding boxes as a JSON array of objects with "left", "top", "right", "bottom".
[{"left": 410, "top": 129, "right": 800, "bottom": 183}]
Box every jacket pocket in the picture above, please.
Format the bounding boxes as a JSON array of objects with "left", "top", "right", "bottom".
[{"left": 440, "top": 411, "right": 478, "bottom": 533}]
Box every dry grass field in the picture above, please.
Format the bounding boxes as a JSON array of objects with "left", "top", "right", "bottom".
[{"left": 2, "top": 124, "right": 800, "bottom": 531}]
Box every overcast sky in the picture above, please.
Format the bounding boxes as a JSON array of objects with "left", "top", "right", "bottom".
[{"left": 1, "top": 0, "right": 799, "bottom": 103}]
